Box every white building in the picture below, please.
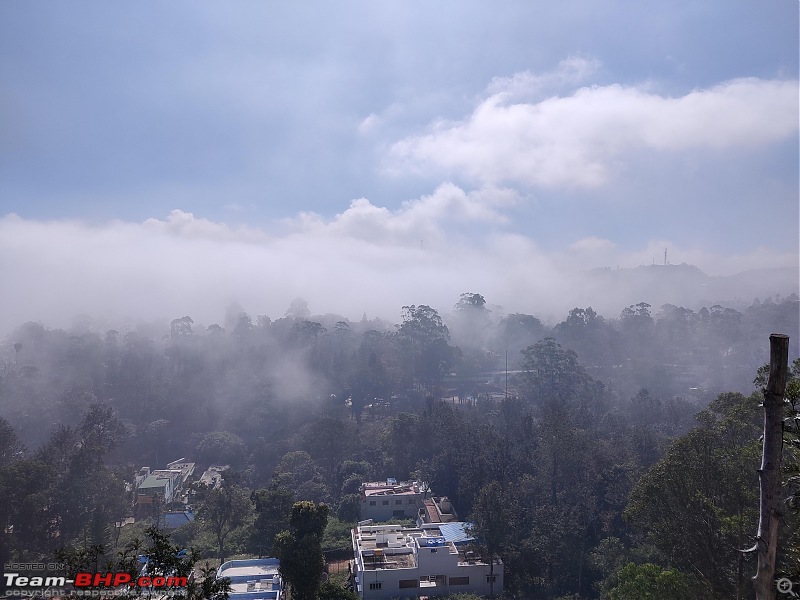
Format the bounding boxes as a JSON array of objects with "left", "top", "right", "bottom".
[
  {"left": 360, "top": 479, "right": 428, "bottom": 522},
  {"left": 351, "top": 522, "right": 503, "bottom": 599},
  {"left": 216, "top": 558, "right": 282, "bottom": 600}
]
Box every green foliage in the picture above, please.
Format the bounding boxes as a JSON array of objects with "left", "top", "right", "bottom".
[
  {"left": 318, "top": 582, "right": 359, "bottom": 600},
  {"left": 624, "top": 392, "right": 761, "bottom": 598},
  {"left": 609, "top": 563, "right": 694, "bottom": 600},
  {"left": 196, "top": 484, "right": 252, "bottom": 561},
  {"left": 519, "top": 337, "right": 607, "bottom": 423},
  {"left": 397, "top": 304, "right": 455, "bottom": 393},
  {"left": 249, "top": 486, "right": 294, "bottom": 556},
  {"left": 335, "top": 493, "right": 361, "bottom": 523},
  {"left": 195, "top": 431, "right": 247, "bottom": 467},
  {"left": 322, "top": 516, "right": 354, "bottom": 552},
  {"left": 275, "top": 501, "right": 329, "bottom": 600},
  {"left": 0, "top": 296, "right": 797, "bottom": 598},
  {"left": 138, "top": 526, "right": 231, "bottom": 600}
]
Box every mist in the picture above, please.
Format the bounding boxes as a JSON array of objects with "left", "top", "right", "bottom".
[{"left": 1, "top": 194, "right": 797, "bottom": 338}]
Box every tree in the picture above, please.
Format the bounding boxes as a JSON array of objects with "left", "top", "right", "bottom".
[
  {"left": 275, "top": 501, "right": 329, "bottom": 600},
  {"left": 0, "top": 417, "right": 24, "bottom": 467},
  {"left": 195, "top": 432, "right": 247, "bottom": 467},
  {"left": 397, "top": 305, "right": 454, "bottom": 393},
  {"left": 286, "top": 298, "right": 312, "bottom": 319},
  {"left": 493, "top": 313, "right": 546, "bottom": 361},
  {"left": 170, "top": 316, "right": 194, "bottom": 338},
  {"left": 78, "top": 403, "right": 128, "bottom": 466},
  {"left": 451, "top": 293, "right": 492, "bottom": 348},
  {"left": 470, "top": 481, "right": 512, "bottom": 598},
  {"left": 250, "top": 487, "right": 294, "bottom": 556},
  {"left": 519, "top": 338, "right": 606, "bottom": 423},
  {"left": 196, "top": 484, "right": 251, "bottom": 562},
  {"left": 318, "top": 582, "right": 359, "bottom": 600},
  {"left": 609, "top": 563, "right": 695, "bottom": 600},
  {"left": 624, "top": 392, "right": 761, "bottom": 598},
  {"left": 399, "top": 305, "right": 450, "bottom": 345},
  {"left": 620, "top": 302, "right": 653, "bottom": 334},
  {"left": 135, "top": 526, "right": 231, "bottom": 600},
  {"left": 554, "top": 307, "right": 617, "bottom": 369}
]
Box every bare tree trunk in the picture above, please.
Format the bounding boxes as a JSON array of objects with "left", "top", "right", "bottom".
[{"left": 754, "top": 334, "right": 789, "bottom": 600}]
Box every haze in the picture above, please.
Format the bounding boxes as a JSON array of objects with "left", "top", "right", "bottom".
[{"left": 1, "top": 2, "right": 797, "bottom": 335}]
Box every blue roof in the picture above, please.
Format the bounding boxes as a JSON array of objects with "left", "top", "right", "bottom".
[
  {"left": 438, "top": 522, "right": 475, "bottom": 544},
  {"left": 163, "top": 511, "right": 195, "bottom": 529}
]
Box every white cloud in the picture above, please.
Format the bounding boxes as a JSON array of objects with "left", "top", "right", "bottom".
[
  {"left": 486, "top": 56, "right": 601, "bottom": 101},
  {"left": 143, "top": 209, "right": 268, "bottom": 243},
  {"left": 387, "top": 75, "right": 799, "bottom": 188},
  {"left": 283, "top": 183, "right": 518, "bottom": 245},
  {"left": 358, "top": 113, "right": 381, "bottom": 135}
]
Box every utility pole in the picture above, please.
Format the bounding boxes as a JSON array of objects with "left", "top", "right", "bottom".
[{"left": 505, "top": 350, "right": 508, "bottom": 400}]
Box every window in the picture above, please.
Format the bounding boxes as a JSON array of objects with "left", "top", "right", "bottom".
[
  {"left": 398, "top": 580, "right": 418, "bottom": 589},
  {"left": 369, "top": 501, "right": 376, "bottom": 506},
  {"left": 486, "top": 575, "right": 497, "bottom": 583},
  {"left": 430, "top": 548, "right": 437, "bottom": 553},
  {"left": 395, "top": 499, "right": 402, "bottom": 505},
  {"left": 407, "top": 498, "right": 415, "bottom": 504},
  {"left": 382, "top": 500, "right": 389, "bottom": 505},
  {"left": 369, "top": 582, "right": 382, "bottom": 590},
  {"left": 450, "top": 576, "right": 469, "bottom": 586},
  {"left": 393, "top": 510, "right": 405, "bottom": 517}
]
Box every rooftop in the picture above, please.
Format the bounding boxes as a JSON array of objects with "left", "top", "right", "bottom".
[
  {"left": 360, "top": 479, "right": 428, "bottom": 497},
  {"left": 138, "top": 475, "right": 171, "bottom": 490},
  {"left": 352, "top": 522, "right": 485, "bottom": 571},
  {"left": 217, "top": 559, "right": 281, "bottom": 600},
  {"left": 200, "top": 465, "right": 229, "bottom": 488}
]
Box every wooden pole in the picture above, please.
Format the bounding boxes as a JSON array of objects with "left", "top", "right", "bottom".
[{"left": 754, "top": 334, "right": 789, "bottom": 600}]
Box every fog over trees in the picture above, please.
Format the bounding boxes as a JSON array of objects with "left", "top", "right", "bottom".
[{"left": 0, "top": 286, "right": 797, "bottom": 598}]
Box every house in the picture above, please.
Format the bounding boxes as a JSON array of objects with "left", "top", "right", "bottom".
[
  {"left": 136, "top": 473, "right": 175, "bottom": 505},
  {"left": 417, "top": 497, "right": 458, "bottom": 525},
  {"left": 351, "top": 522, "right": 503, "bottom": 599},
  {"left": 134, "top": 459, "right": 196, "bottom": 507},
  {"left": 165, "top": 459, "right": 196, "bottom": 494},
  {"left": 216, "top": 559, "right": 282, "bottom": 600},
  {"left": 360, "top": 479, "right": 428, "bottom": 522}
]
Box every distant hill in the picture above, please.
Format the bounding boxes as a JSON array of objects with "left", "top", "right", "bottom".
[{"left": 563, "top": 263, "right": 798, "bottom": 318}]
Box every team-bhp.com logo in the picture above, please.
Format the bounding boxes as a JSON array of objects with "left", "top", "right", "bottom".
[
  {"left": 72, "top": 573, "right": 188, "bottom": 589},
  {"left": 3, "top": 567, "right": 187, "bottom": 596}
]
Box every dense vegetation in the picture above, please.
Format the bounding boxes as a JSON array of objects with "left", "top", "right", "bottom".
[{"left": 0, "top": 292, "right": 797, "bottom": 599}]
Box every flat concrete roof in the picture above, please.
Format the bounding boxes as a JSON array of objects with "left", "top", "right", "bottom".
[{"left": 218, "top": 562, "right": 279, "bottom": 578}]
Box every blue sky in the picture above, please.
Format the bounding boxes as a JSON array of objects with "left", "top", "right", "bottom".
[{"left": 0, "top": 2, "right": 797, "bottom": 331}]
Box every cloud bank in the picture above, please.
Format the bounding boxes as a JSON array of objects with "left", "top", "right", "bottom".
[{"left": 1, "top": 190, "right": 796, "bottom": 337}]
